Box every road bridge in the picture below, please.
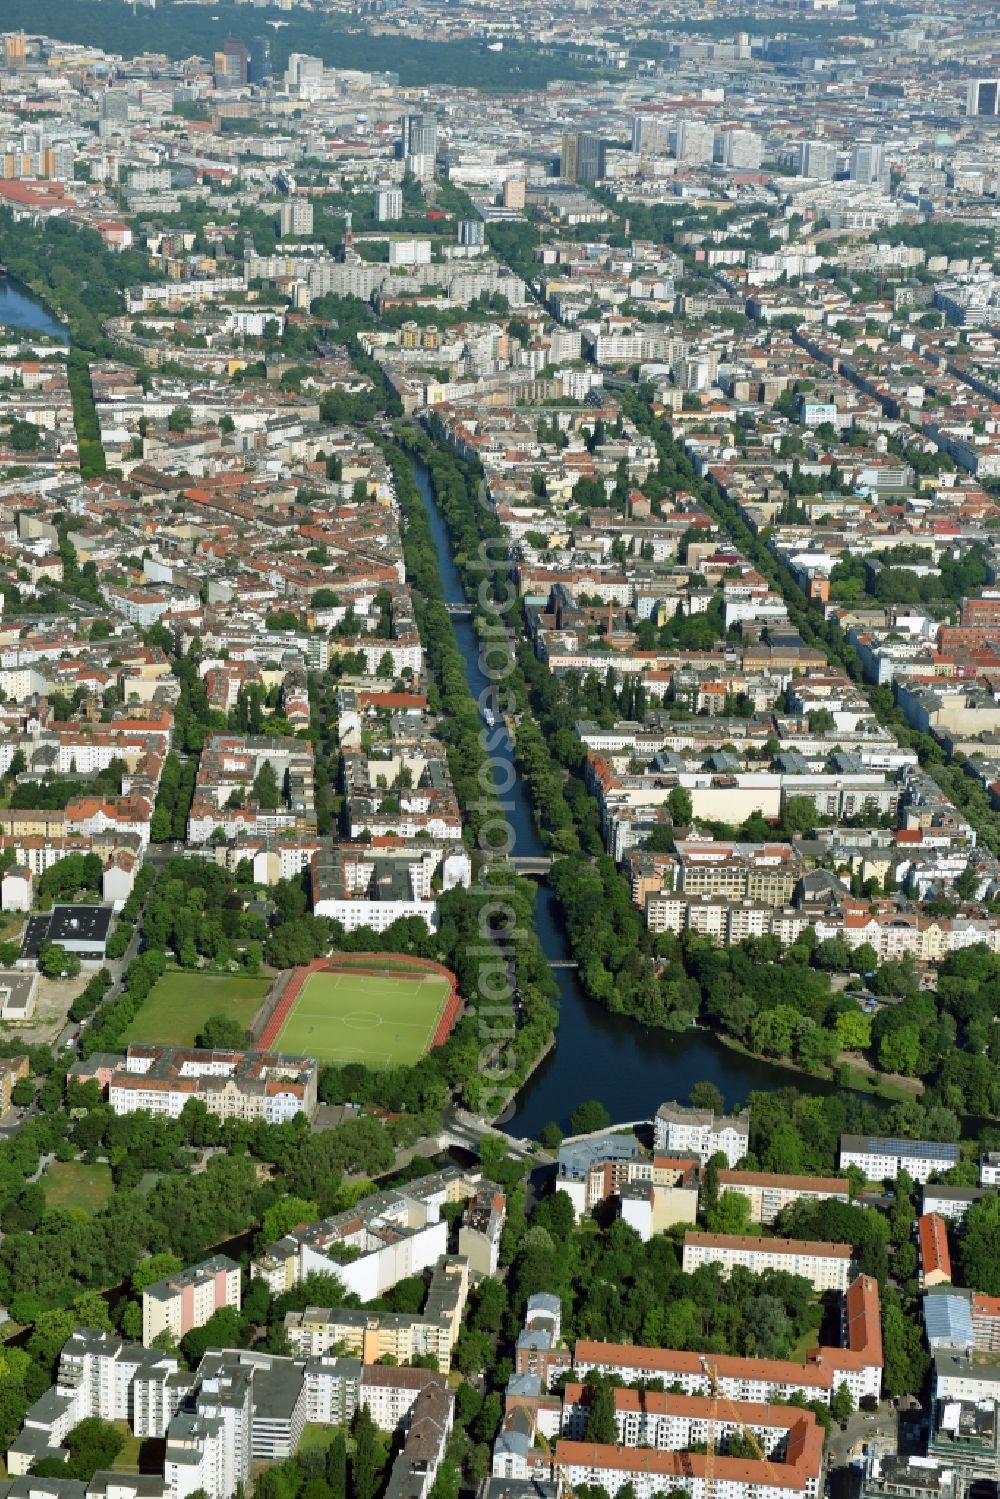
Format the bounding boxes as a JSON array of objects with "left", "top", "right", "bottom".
[{"left": 509, "top": 855, "right": 553, "bottom": 876}]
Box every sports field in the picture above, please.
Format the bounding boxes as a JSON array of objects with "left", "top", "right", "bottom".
[
  {"left": 273, "top": 969, "right": 451, "bottom": 1068},
  {"left": 121, "top": 971, "right": 271, "bottom": 1047}
]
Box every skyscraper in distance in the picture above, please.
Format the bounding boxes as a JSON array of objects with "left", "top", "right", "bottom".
[
  {"left": 674, "top": 120, "right": 715, "bottom": 165},
  {"left": 249, "top": 36, "right": 273, "bottom": 86},
  {"left": 721, "top": 129, "right": 762, "bottom": 170},
  {"left": 631, "top": 114, "right": 669, "bottom": 155},
  {"left": 850, "top": 141, "right": 886, "bottom": 185},
  {"left": 221, "top": 35, "right": 249, "bottom": 86},
  {"left": 404, "top": 112, "right": 438, "bottom": 160},
  {"left": 800, "top": 140, "right": 838, "bottom": 179},
  {"left": 967, "top": 80, "right": 1000, "bottom": 116},
  {"left": 503, "top": 177, "right": 526, "bottom": 210},
  {"left": 561, "top": 131, "right": 606, "bottom": 184}
]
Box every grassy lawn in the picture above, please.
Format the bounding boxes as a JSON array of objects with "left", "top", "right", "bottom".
[
  {"left": 110, "top": 1422, "right": 165, "bottom": 1476},
  {"left": 121, "top": 971, "right": 272, "bottom": 1047},
  {"left": 41, "top": 1161, "right": 113, "bottom": 1214},
  {"left": 111, "top": 1424, "right": 141, "bottom": 1472},
  {"left": 299, "top": 1425, "right": 341, "bottom": 1453},
  {"left": 787, "top": 1305, "right": 825, "bottom": 1363},
  {"left": 275, "top": 970, "right": 450, "bottom": 1068},
  {"left": 838, "top": 1060, "right": 921, "bottom": 1103}
]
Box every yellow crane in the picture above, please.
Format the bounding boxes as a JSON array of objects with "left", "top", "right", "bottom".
[
  {"left": 700, "top": 1357, "right": 719, "bottom": 1499},
  {"left": 542, "top": 1367, "right": 782, "bottom": 1499},
  {"left": 534, "top": 1427, "right": 575, "bottom": 1498},
  {"left": 700, "top": 1357, "right": 783, "bottom": 1499}
]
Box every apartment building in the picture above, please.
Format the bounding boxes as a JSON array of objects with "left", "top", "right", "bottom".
[
  {"left": 921, "top": 1185, "right": 992, "bottom": 1224},
  {"left": 253, "top": 1169, "right": 484, "bottom": 1302},
  {"left": 839, "top": 1135, "right": 959, "bottom": 1185},
  {"left": 980, "top": 1153, "right": 1000, "bottom": 1187},
  {"left": 100, "top": 1045, "right": 318, "bottom": 1124},
  {"left": 918, "top": 1214, "right": 952, "bottom": 1289},
  {"left": 934, "top": 1354, "right": 1000, "bottom": 1407},
  {"left": 283, "top": 1255, "right": 469, "bottom": 1373},
  {"left": 8, "top": 1331, "right": 183, "bottom": 1474},
  {"left": 574, "top": 1274, "right": 882, "bottom": 1406},
  {"left": 515, "top": 1294, "right": 572, "bottom": 1390},
  {"left": 927, "top": 1399, "right": 1000, "bottom": 1488},
  {"left": 556, "top": 1387, "right": 824, "bottom": 1499},
  {"left": 554, "top": 1432, "right": 820, "bottom": 1499},
  {"left": 186, "top": 734, "right": 316, "bottom": 846},
  {"left": 0, "top": 1054, "right": 29, "bottom": 1117},
  {"left": 675, "top": 838, "right": 801, "bottom": 906},
  {"left": 164, "top": 1359, "right": 252, "bottom": 1499},
  {"left": 142, "top": 1256, "right": 242, "bottom": 1347},
  {"left": 922, "top": 1284, "right": 1000, "bottom": 1363},
  {"left": 681, "top": 1232, "right": 853, "bottom": 1293},
  {"left": 716, "top": 1171, "right": 850, "bottom": 1226},
  {"left": 619, "top": 1158, "right": 700, "bottom": 1239},
  {"left": 863, "top": 1456, "right": 958, "bottom": 1499},
  {"left": 458, "top": 1185, "right": 506, "bottom": 1276},
  {"left": 382, "top": 1378, "right": 453, "bottom": 1499},
  {"left": 556, "top": 1133, "right": 643, "bottom": 1220},
  {"left": 310, "top": 840, "right": 470, "bottom": 934},
  {"left": 973, "top": 1295, "right": 1000, "bottom": 1353},
  {"left": 654, "top": 1101, "right": 750, "bottom": 1167},
  {"left": 9, "top": 1334, "right": 452, "bottom": 1499}
]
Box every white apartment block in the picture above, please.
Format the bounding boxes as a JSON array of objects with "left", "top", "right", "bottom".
[
  {"left": 839, "top": 1134, "right": 959, "bottom": 1185},
  {"left": 125, "top": 278, "right": 247, "bottom": 314},
  {"left": 168, "top": 1360, "right": 252, "bottom": 1499},
  {"left": 681, "top": 1232, "right": 853, "bottom": 1293},
  {"left": 653, "top": 1101, "right": 750, "bottom": 1167},
  {"left": 934, "top": 1354, "right": 1000, "bottom": 1407},
  {"left": 9, "top": 1332, "right": 182, "bottom": 1475},
  {"left": 981, "top": 1153, "right": 1000, "bottom": 1187},
  {"left": 302, "top": 1356, "right": 362, "bottom": 1427},
  {"left": 921, "top": 1186, "right": 992, "bottom": 1224},
  {"left": 165, "top": 1410, "right": 243, "bottom": 1499},
  {"left": 9, "top": 1336, "right": 452, "bottom": 1499},
  {"left": 310, "top": 892, "right": 438, "bottom": 934},
  {"left": 252, "top": 1169, "right": 483, "bottom": 1303}
]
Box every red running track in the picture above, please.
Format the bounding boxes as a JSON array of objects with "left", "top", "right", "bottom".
[{"left": 258, "top": 955, "right": 461, "bottom": 1056}]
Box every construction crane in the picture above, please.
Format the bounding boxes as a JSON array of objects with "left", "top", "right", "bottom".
[
  {"left": 546, "top": 1366, "right": 782, "bottom": 1499},
  {"left": 535, "top": 1427, "right": 575, "bottom": 1499},
  {"left": 700, "top": 1357, "right": 782, "bottom": 1499},
  {"left": 700, "top": 1358, "right": 720, "bottom": 1499}
]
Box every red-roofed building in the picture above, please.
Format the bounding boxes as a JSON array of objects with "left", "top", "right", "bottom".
[
  {"left": 918, "top": 1213, "right": 952, "bottom": 1288},
  {"left": 574, "top": 1275, "right": 881, "bottom": 1405},
  {"left": 556, "top": 1390, "right": 824, "bottom": 1499}
]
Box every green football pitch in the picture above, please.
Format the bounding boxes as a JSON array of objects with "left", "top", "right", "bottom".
[
  {"left": 273, "top": 970, "right": 451, "bottom": 1067},
  {"left": 121, "top": 971, "right": 272, "bottom": 1047}
]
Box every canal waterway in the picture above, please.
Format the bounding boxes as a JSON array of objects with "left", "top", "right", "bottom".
[
  {"left": 410, "top": 457, "right": 834, "bottom": 1137},
  {"left": 0, "top": 275, "right": 69, "bottom": 342}
]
